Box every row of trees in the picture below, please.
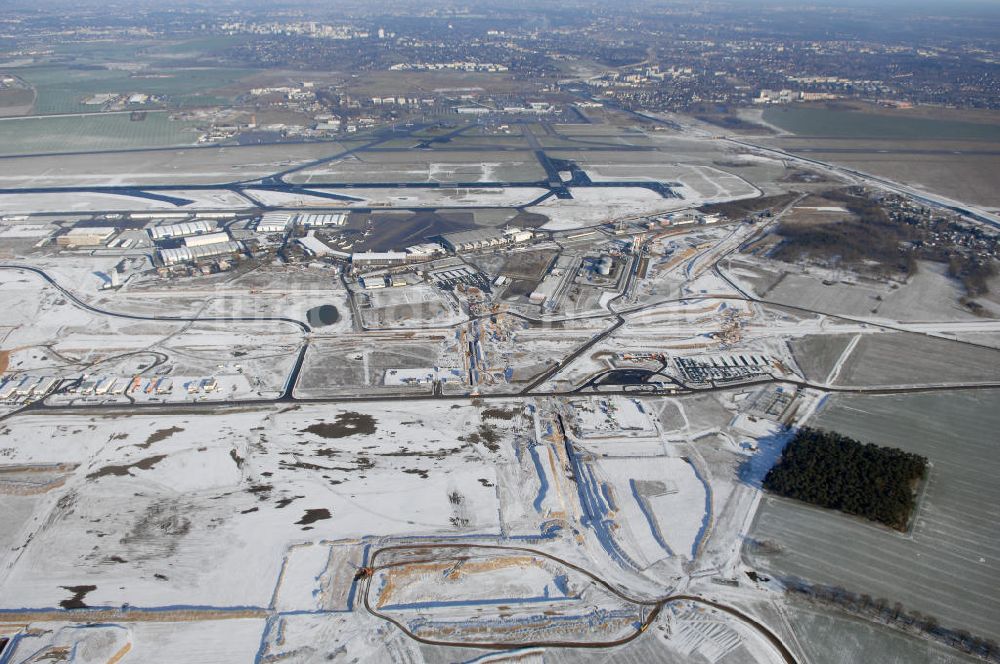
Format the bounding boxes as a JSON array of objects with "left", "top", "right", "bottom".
[
  {"left": 785, "top": 578, "right": 1000, "bottom": 661},
  {"left": 763, "top": 427, "right": 927, "bottom": 531}
]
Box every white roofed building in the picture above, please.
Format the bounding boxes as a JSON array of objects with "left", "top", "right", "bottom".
[
  {"left": 184, "top": 231, "right": 231, "bottom": 248},
  {"left": 257, "top": 213, "right": 293, "bottom": 233},
  {"left": 149, "top": 220, "right": 213, "bottom": 241},
  {"left": 297, "top": 231, "right": 333, "bottom": 256},
  {"left": 295, "top": 213, "right": 347, "bottom": 228},
  {"left": 405, "top": 243, "right": 446, "bottom": 258},
  {"left": 440, "top": 226, "right": 533, "bottom": 253},
  {"left": 351, "top": 251, "right": 409, "bottom": 267},
  {"left": 159, "top": 241, "right": 243, "bottom": 266}
]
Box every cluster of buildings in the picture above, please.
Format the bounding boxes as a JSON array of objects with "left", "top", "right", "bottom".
[
  {"left": 644, "top": 211, "right": 723, "bottom": 230},
  {"left": 674, "top": 354, "right": 774, "bottom": 385},
  {"left": 370, "top": 96, "right": 435, "bottom": 108},
  {"left": 753, "top": 89, "right": 840, "bottom": 104},
  {"left": 440, "top": 227, "right": 533, "bottom": 253},
  {"left": 72, "top": 375, "right": 160, "bottom": 396},
  {"left": 148, "top": 220, "right": 214, "bottom": 241},
  {"left": 345, "top": 227, "right": 533, "bottom": 270},
  {"left": 81, "top": 210, "right": 540, "bottom": 278},
  {"left": 455, "top": 101, "right": 553, "bottom": 115},
  {"left": 0, "top": 375, "right": 59, "bottom": 401},
  {"left": 218, "top": 21, "right": 376, "bottom": 40},
  {"left": 68, "top": 375, "right": 219, "bottom": 398},
  {"left": 389, "top": 62, "right": 508, "bottom": 73},
  {"left": 81, "top": 92, "right": 160, "bottom": 108},
  {"left": 53, "top": 214, "right": 247, "bottom": 257},
  {"left": 383, "top": 367, "right": 464, "bottom": 387},
  {"left": 590, "top": 65, "right": 695, "bottom": 90},
  {"left": 256, "top": 212, "right": 347, "bottom": 233},
  {"left": 158, "top": 231, "right": 244, "bottom": 266},
  {"left": 148, "top": 213, "right": 350, "bottom": 269}
]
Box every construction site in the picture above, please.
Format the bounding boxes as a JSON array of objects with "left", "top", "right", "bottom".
[{"left": 0, "top": 84, "right": 997, "bottom": 664}]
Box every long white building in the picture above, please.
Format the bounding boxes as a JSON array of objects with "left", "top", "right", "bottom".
[
  {"left": 148, "top": 220, "right": 213, "bottom": 241},
  {"left": 184, "top": 231, "right": 231, "bottom": 248},
  {"left": 257, "top": 213, "right": 293, "bottom": 233},
  {"left": 440, "top": 226, "right": 533, "bottom": 253},
  {"left": 159, "top": 241, "right": 243, "bottom": 266},
  {"left": 295, "top": 213, "right": 347, "bottom": 228},
  {"left": 351, "top": 251, "right": 408, "bottom": 267}
]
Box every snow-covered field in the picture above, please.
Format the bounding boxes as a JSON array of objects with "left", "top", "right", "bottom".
[
  {"left": 531, "top": 187, "right": 688, "bottom": 230},
  {"left": 0, "top": 401, "right": 530, "bottom": 611},
  {"left": 0, "top": 189, "right": 256, "bottom": 214},
  {"left": 287, "top": 159, "right": 545, "bottom": 185},
  {"left": 584, "top": 163, "right": 758, "bottom": 203},
  {"left": 325, "top": 186, "right": 549, "bottom": 208}
]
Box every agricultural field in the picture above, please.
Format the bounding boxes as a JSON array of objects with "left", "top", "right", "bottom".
[
  {"left": 14, "top": 64, "right": 262, "bottom": 115},
  {"left": 752, "top": 262, "right": 985, "bottom": 320},
  {"left": 832, "top": 333, "right": 1000, "bottom": 387},
  {"left": 759, "top": 105, "right": 1000, "bottom": 208},
  {"left": 0, "top": 112, "right": 201, "bottom": 155},
  {"left": 762, "top": 106, "right": 1000, "bottom": 141},
  {"left": 747, "top": 390, "right": 1000, "bottom": 643},
  {"left": 787, "top": 334, "right": 855, "bottom": 383},
  {"left": 783, "top": 603, "right": 981, "bottom": 664}
]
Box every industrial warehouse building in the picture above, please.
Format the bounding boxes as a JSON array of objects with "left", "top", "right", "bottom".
[
  {"left": 257, "top": 213, "right": 293, "bottom": 233},
  {"left": 439, "top": 226, "right": 532, "bottom": 253},
  {"left": 295, "top": 213, "right": 347, "bottom": 228},
  {"left": 351, "top": 251, "right": 409, "bottom": 267},
  {"left": 159, "top": 240, "right": 243, "bottom": 266},
  {"left": 56, "top": 227, "right": 116, "bottom": 247},
  {"left": 184, "top": 231, "right": 231, "bottom": 248},
  {"left": 148, "top": 220, "right": 214, "bottom": 241}
]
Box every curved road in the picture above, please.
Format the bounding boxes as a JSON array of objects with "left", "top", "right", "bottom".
[
  {"left": 362, "top": 542, "right": 798, "bottom": 662},
  {"left": 0, "top": 264, "right": 311, "bottom": 333}
]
